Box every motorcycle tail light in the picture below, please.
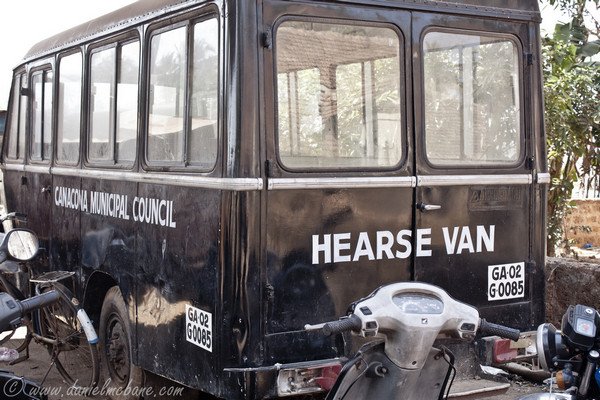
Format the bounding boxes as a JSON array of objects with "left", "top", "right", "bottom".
[
  {"left": 492, "top": 338, "right": 518, "bottom": 363},
  {"left": 276, "top": 362, "right": 342, "bottom": 396}
]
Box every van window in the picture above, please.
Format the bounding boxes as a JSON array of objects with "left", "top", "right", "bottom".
[
  {"left": 147, "top": 17, "right": 219, "bottom": 168},
  {"left": 423, "top": 31, "right": 521, "bottom": 166},
  {"left": 116, "top": 41, "right": 140, "bottom": 163},
  {"left": 31, "top": 69, "right": 53, "bottom": 161},
  {"left": 7, "top": 74, "right": 27, "bottom": 160},
  {"left": 90, "top": 46, "right": 116, "bottom": 161},
  {"left": 89, "top": 40, "right": 139, "bottom": 164},
  {"left": 189, "top": 18, "right": 218, "bottom": 165},
  {"left": 57, "top": 52, "right": 83, "bottom": 165},
  {"left": 275, "top": 21, "right": 403, "bottom": 170},
  {"left": 148, "top": 26, "right": 186, "bottom": 163}
]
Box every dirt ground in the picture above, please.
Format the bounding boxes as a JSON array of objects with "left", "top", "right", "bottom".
[
  {"left": 1, "top": 339, "right": 110, "bottom": 400},
  {"left": 485, "top": 379, "right": 548, "bottom": 400},
  {"left": 0, "top": 339, "right": 549, "bottom": 400},
  {"left": 1, "top": 339, "right": 198, "bottom": 400}
]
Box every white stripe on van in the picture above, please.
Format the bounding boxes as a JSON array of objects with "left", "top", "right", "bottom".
[
  {"left": 417, "top": 174, "right": 533, "bottom": 187},
  {"left": 3, "top": 164, "right": 263, "bottom": 191},
  {"left": 267, "top": 177, "right": 416, "bottom": 190},
  {"left": 536, "top": 173, "right": 551, "bottom": 184},
  {"left": 3, "top": 164, "right": 538, "bottom": 190},
  {"left": 268, "top": 174, "right": 533, "bottom": 189}
]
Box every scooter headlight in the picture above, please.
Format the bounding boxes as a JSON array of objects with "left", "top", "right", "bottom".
[{"left": 536, "top": 323, "right": 570, "bottom": 371}]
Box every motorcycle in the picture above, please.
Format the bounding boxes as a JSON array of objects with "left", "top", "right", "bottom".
[
  {"left": 304, "top": 282, "right": 521, "bottom": 400},
  {"left": 518, "top": 304, "right": 600, "bottom": 400},
  {"left": 0, "top": 228, "right": 60, "bottom": 400}
]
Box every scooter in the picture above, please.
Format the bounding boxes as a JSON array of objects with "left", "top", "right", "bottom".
[
  {"left": 517, "top": 304, "right": 600, "bottom": 400},
  {"left": 0, "top": 228, "right": 60, "bottom": 400},
  {"left": 305, "top": 282, "right": 521, "bottom": 400}
]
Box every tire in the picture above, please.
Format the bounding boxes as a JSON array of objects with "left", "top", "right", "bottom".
[
  {"left": 0, "top": 276, "right": 32, "bottom": 356},
  {"left": 99, "top": 286, "right": 144, "bottom": 399},
  {"left": 37, "top": 282, "right": 100, "bottom": 392}
]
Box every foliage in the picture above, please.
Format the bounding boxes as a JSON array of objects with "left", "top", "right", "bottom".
[{"left": 542, "top": 0, "right": 600, "bottom": 255}]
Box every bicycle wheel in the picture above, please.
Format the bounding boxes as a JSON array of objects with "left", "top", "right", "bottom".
[
  {"left": 0, "top": 275, "right": 32, "bottom": 355},
  {"left": 37, "top": 282, "right": 99, "bottom": 392}
]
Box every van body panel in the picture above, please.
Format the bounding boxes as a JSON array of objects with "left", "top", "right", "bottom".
[
  {"left": 134, "top": 183, "right": 222, "bottom": 391},
  {"left": 51, "top": 174, "right": 83, "bottom": 284}
]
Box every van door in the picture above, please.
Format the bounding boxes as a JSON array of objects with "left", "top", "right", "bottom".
[
  {"left": 3, "top": 73, "right": 28, "bottom": 228},
  {"left": 26, "top": 67, "right": 54, "bottom": 255},
  {"left": 52, "top": 51, "right": 84, "bottom": 276},
  {"left": 412, "top": 14, "right": 536, "bottom": 327},
  {"left": 262, "top": 0, "right": 413, "bottom": 362}
]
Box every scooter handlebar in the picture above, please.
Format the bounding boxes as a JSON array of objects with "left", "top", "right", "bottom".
[
  {"left": 479, "top": 318, "right": 520, "bottom": 341},
  {"left": 19, "top": 290, "right": 61, "bottom": 314},
  {"left": 322, "top": 314, "right": 362, "bottom": 336},
  {"left": 0, "top": 290, "right": 59, "bottom": 332}
]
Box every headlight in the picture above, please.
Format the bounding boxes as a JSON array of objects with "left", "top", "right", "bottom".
[{"left": 536, "top": 323, "right": 570, "bottom": 371}]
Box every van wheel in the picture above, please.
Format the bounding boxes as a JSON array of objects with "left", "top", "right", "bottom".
[{"left": 99, "top": 286, "right": 144, "bottom": 399}]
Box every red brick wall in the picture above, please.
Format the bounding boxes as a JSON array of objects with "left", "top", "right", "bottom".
[
  {"left": 564, "top": 200, "right": 600, "bottom": 247},
  {"left": 545, "top": 257, "right": 600, "bottom": 325}
]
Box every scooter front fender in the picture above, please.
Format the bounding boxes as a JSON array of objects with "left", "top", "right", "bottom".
[{"left": 326, "top": 341, "right": 453, "bottom": 400}]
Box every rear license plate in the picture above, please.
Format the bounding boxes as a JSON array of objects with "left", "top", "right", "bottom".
[{"left": 488, "top": 262, "right": 525, "bottom": 301}]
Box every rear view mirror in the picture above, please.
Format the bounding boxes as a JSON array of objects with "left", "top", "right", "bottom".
[{"left": 5, "top": 229, "right": 39, "bottom": 261}]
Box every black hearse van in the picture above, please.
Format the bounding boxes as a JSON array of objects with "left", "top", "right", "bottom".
[{"left": 1, "top": 0, "right": 548, "bottom": 398}]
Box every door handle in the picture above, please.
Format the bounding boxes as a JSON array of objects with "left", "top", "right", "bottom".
[
  {"left": 41, "top": 186, "right": 52, "bottom": 194},
  {"left": 417, "top": 203, "right": 441, "bottom": 212}
]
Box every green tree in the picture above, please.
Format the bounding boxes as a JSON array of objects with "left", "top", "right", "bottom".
[{"left": 542, "top": 0, "right": 600, "bottom": 255}]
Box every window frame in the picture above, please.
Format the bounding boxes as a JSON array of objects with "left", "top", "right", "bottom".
[
  {"left": 86, "top": 32, "right": 140, "bottom": 168},
  {"left": 55, "top": 50, "right": 84, "bottom": 167},
  {"left": 272, "top": 16, "right": 406, "bottom": 173},
  {"left": 29, "top": 65, "right": 54, "bottom": 164},
  {"left": 420, "top": 27, "right": 526, "bottom": 170},
  {"left": 5, "top": 71, "right": 27, "bottom": 162},
  {"left": 143, "top": 8, "right": 221, "bottom": 172}
]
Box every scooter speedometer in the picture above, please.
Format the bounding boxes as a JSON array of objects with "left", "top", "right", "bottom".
[{"left": 392, "top": 293, "right": 444, "bottom": 315}]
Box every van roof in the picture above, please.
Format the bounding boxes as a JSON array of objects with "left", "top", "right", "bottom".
[
  {"left": 23, "top": 0, "right": 199, "bottom": 61},
  {"left": 22, "top": 0, "right": 540, "bottom": 62}
]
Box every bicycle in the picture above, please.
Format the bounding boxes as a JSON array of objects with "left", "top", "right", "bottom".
[
  {"left": 32, "top": 272, "right": 100, "bottom": 392},
  {"left": 0, "top": 224, "right": 100, "bottom": 392},
  {"left": 0, "top": 227, "right": 63, "bottom": 400}
]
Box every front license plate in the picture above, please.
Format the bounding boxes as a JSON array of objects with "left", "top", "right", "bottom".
[{"left": 488, "top": 262, "right": 525, "bottom": 301}]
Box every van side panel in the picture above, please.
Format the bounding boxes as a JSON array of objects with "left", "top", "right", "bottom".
[
  {"left": 79, "top": 177, "right": 138, "bottom": 333},
  {"left": 134, "top": 184, "right": 222, "bottom": 392},
  {"left": 25, "top": 171, "right": 53, "bottom": 274},
  {"left": 51, "top": 175, "right": 82, "bottom": 290}
]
